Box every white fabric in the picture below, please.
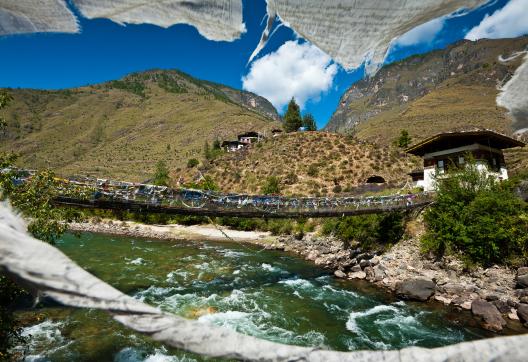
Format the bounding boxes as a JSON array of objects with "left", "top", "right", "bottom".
[
  {"left": 0, "top": 0, "right": 78, "bottom": 35},
  {"left": 72, "top": 0, "right": 245, "bottom": 42},
  {"left": 1, "top": 202, "right": 528, "bottom": 360}
]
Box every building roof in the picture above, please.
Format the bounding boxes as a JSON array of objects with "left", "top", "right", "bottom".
[{"left": 405, "top": 129, "right": 525, "bottom": 156}]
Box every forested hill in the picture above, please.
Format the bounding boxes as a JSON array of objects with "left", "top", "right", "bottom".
[
  {"left": 325, "top": 37, "right": 528, "bottom": 145},
  {"left": 0, "top": 69, "right": 281, "bottom": 181}
]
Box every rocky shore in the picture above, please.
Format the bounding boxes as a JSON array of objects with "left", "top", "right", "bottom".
[{"left": 71, "top": 219, "right": 528, "bottom": 333}]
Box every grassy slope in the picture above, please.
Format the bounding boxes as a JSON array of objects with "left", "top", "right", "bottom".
[
  {"left": 0, "top": 70, "right": 280, "bottom": 182},
  {"left": 203, "top": 132, "right": 420, "bottom": 196}
]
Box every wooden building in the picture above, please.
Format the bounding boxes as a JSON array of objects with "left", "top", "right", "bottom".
[{"left": 405, "top": 130, "right": 524, "bottom": 191}]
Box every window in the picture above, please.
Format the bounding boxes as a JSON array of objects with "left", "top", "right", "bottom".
[
  {"left": 437, "top": 160, "right": 445, "bottom": 173},
  {"left": 458, "top": 156, "right": 465, "bottom": 165}
]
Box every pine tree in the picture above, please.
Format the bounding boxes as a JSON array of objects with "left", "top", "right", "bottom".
[
  {"left": 283, "top": 98, "right": 302, "bottom": 132},
  {"left": 396, "top": 129, "right": 412, "bottom": 148},
  {"left": 302, "top": 113, "right": 317, "bottom": 131}
]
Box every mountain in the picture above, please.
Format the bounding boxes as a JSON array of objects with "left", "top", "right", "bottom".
[
  {"left": 0, "top": 69, "right": 281, "bottom": 181},
  {"left": 325, "top": 37, "right": 528, "bottom": 146},
  {"left": 201, "top": 132, "right": 420, "bottom": 196}
]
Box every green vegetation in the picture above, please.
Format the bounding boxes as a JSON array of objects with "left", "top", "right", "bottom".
[
  {"left": 204, "top": 139, "right": 223, "bottom": 161},
  {"left": 302, "top": 113, "right": 317, "bottom": 131},
  {"left": 0, "top": 154, "right": 83, "bottom": 358},
  {"left": 262, "top": 176, "right": 281, "bottom": 195},
  {"left": 152, "top": 160, "right": 170, "bottom": 186},
  {"left": 396, "top": 129, "right": 412, "bottom": 148},
  {"left": 283, "top": 98, "right": 302, "bottom": 133},
  {"left": 157, "top": 73, "right": 187, "bottom": 94},
  {"left": 109, "top": 79, "right": 146, "bottom": 97},
  {"left": 187, "top": 158, "right": 199, "bottom": 168},
  {"left": 321, "top": 212, "right": 405, "bottom": 249},
  {"left": 422, "top": 161, "right": 528, "bottom": 267}
]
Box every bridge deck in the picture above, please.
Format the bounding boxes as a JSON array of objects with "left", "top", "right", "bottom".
[{"left": 54, "top": 195, "right": 433, "bottom": 218}]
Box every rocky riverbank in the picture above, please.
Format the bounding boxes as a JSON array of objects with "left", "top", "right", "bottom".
[{"left": 71, "top": 219, "right": 528, "bottom": 333}]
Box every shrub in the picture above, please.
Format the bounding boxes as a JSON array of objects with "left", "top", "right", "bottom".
[
  {"left": 262, "top": 176, "right": 281, "bottom": 195},
  {"left": 187, "top": 158, "right": 199, "bottom": 168},
  {"left": 307, "top": 164, "right": 318, "bottom": 177},
  {"left": 422, "top": 161, "right": 528, "bottom": 266},
  {"left": 321, "top": 212, "right": 404, "bottom": 249}
]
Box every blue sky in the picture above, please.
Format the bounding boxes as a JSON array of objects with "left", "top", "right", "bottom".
[{"left": 0, "top": 0, "right": 526, "bottom": 128}]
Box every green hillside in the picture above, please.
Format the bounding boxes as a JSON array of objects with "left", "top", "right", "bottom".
[{"left": 0, "top": 70, "right": 281, "bottom": 181}]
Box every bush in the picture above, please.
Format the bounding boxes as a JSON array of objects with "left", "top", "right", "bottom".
[
  {"left": 187, "top": 158, "right": 199, "bottom": 168},
  {"left": 307, "top": 164, "right": 319, "bottom": 177},
  {"left": 422, "top": 161, "right": 528, "bottom": 267},
  {"left": 261, "top": 176, "right": 281, "bottom": 195},
  {"left": 321, "top": 212, "right": 404, "bottom": 249}
]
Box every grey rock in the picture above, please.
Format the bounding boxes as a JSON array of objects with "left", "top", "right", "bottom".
[
  {"left": 485, "top": 294, "right": 500, "bottom": 302},
  {"left": 471, "top": 299, "right": 507, "bottom": 332},
  {"left": 492, "top": 300, "right": 511, "bottom": 314},
  {"left": 517, "top": 267, "right": 528, "bottom": 277},
  {"left": 350, "top": 265, "right": 362, "bottom": 272},
  {"left": 359, "top": 259, "right": 371, "bottom": 268},
  {"left": 334, "top": 270, "right": 346, "bottom": 278},
  {"left": 517, "top": 304, "right": 528, "bottom": 325},
  {"left": 397, "top": 278, "right": 436, "bottom": 301},
  {"left": 520, "top": 296, "right": 528, "bottom": 304},
  {"left": 514, "top": 288, "right": 528, "bottom": 298},
  {"left": 373, "top": 265, "right": 386, "bottom": 282},
  {"left": 348, "top": 271, "right": 367, "bottom": 280},
  {"left": 516, "top": 274, "right": 528, "bottom": 289}
]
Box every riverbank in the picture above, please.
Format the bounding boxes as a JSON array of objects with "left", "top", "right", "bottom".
[{"left": 70, "top": 219, "right": 528, "bottom": 333}]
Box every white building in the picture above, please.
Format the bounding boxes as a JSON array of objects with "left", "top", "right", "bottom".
[{"left": 405, "top": 130, "right": 525, "bottom": 192}]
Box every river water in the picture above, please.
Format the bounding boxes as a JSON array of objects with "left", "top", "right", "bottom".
[{"left": 14, "top": 232, "right": 493, "bottom": 361}]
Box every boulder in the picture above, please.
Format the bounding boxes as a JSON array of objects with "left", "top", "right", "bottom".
[
  {"left": 517, "top": 267, "right": 528, "bottom": 277},
  {"left": 521, "top": 296, "right": 528, "bottom": 304},
  {"left": 350, "top": 265, "right": 362, "bottom": 273},
  {"left": 518, "top": 304, "right": 528, "bottom": 325},
  {"left": 517, "top": 274, "right": 528, "bottom": 289},
  {"left": 334, "top": 270, "right": 346, "bottom": 279},
  {"left": 359, "top": 259, "right": 370, "bottom": 269},
  {"left": 492, "top": 299, "right": 511, "bottom": 314},
  {"left": 396, "top": 278, "right": 436, "bottom": 301},
  {"left": 348, "top": 271, "right": 366, "bottom": 280},
  {"left": 373, "top": 265, "right": 386, "bottom": 282},
  {"left": 471, "top": 299, "right": 507, "bottom": 332}
]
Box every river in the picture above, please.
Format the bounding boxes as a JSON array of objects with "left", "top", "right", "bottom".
[{"left": 13, "top": 232, "right": 494, "bottom": 361}]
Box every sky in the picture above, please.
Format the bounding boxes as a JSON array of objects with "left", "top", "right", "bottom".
[{"left": 0, "top": 0, "right": 527, "bottom": 129}]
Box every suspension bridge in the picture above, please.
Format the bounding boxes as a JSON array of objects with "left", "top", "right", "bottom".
[{"left": 50, "top": 176, "right": 434, "bottom": 218}]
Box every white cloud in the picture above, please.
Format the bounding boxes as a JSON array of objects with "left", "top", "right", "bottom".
[
  {"left": 393, "top": 17, "right": 445, "bottom": 47},
  {"left": 242, "top": 41, "right": 337, "bottom": 111},
  {"left": 465, "top": 0, "right": 528, "bottom": 41}
]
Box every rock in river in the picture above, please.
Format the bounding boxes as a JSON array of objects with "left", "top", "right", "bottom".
[
  {"left": 517, "top": 304, "right": 528, "bottom": 326},
  {"left": 471, "top": 299, "right": 507, "bottom": 332},
  {"left": 396, "top": 278, "right": 436, "bottom": 301}
]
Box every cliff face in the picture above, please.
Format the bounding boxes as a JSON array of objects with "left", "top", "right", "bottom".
[
  {"left": 0, "top": 69, "right": 280, "bottom": 181},
  {"left": 325, "top": 37, "right": 528, "bottom": 145}
]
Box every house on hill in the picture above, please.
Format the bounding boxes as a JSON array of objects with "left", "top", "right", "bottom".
[
  {"left": 238, "top": 131, "right": 264, "bottom": 144},
  {"left": 405, "top": 129, "right": 525, "bottom": 192},
  {"left": 221, "top": 140, "right": 246, "bottom": 152}
]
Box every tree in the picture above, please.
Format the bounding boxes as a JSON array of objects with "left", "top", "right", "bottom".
[
  {"left": 283, "top": 98, "right": 302, "bottom": 132},
  {"left": 302, "top": 113, "right": 317, "bottom": 131},
  {"left": 0, "top": 92, "right": 12, "bottom": 135},
  {"left": 153, "top": 160, "right": 170, "bottom": 186},
  {"left": 396, "top": 129, "right": 412, "bottom": 148},
  {"left": 213, "top": 138, "right": 221, "bottom": 150},
  {"left": 422, "top": 159, "right": 528, "bottom": 267}
]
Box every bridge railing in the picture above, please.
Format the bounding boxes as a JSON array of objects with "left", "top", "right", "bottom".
[{"left": 53, "top": 176, "right": 434, "bottom": 216}]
